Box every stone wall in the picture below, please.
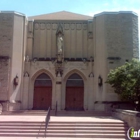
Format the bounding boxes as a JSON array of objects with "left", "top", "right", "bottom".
[
  {"left": 104, "top": 12, "right": 139, "bottom": 99},
  {"left": 0, "top": 13, "right": 13, "bottom": 56},
  {"left": 105, "top": 13, "right": 138, "bottom": 68},
  {"left": 113, "top": 109, "right": 140, "bottom": 130},
  {"left": 32, "top": 21, "right": 93, "bottom": 59},
  {"left": 132, "top": 15, "right": 139, "bottom": 58},
  {"left": 0, "top": 58, "right": 10, "bottom": 100},
  {"left": 0, "top": 13, "right": 13, "bottom": 100}
]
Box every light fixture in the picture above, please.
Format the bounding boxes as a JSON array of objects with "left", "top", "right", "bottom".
[
  {"left": 98, "top": 76, "right": 102, "bottom": 86},
  {"left": 14, "top": 75, "right": 19, "bottom": 86}
]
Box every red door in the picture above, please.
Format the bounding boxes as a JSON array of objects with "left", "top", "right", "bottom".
[
  {"left": 66, "top": 87, "right": 84, "bottom": 110},
  {"left": 33, "top": 86, "right": 52, "bottom": 110}
]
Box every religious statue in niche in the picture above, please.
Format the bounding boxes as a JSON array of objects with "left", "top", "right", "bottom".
[
  {"left": 55, "top": 24, "right": 64, "bottom": 77},
  {"left": 56, "top": 24, "right": 64, "bottom": 55},
  {"left": 57, "top": 33, "right": 63, "bottom": 54}
]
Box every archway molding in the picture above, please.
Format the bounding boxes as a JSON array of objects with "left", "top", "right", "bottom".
[
  {"left": 61, "top": 69, "right": 88, "bottom": 110},
  {"left": 28, "top": 69, "right": 55, "bottom": 109}
]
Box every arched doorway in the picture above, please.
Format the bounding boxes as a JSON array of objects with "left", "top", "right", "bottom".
[
  {"left": 33, "top": 73, "right": 52, "bottom": 110},
  {"left": 65, "top": 73, "right": 84, "bottom": 110}
]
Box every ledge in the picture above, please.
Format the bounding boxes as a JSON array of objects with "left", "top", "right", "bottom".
[
  {"left": 114, "top": 109, "right": 140, "bottom": 117},
  {"left": 0, "top": 56, "right": 10, "bottom": 60},
  {"left": 112, "top": 109, "right": 140, "bottom": 129}
]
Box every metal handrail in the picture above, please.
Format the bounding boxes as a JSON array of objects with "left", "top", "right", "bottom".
[
  {"left": 45, "top": 107, "right": 51, "bottom": 137},
  {"left": 55, "top": 101, "right": 57, "bottom": 116}
]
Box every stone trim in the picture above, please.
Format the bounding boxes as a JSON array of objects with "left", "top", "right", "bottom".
[
  {"left": 112, "top": 109, "right": 140, "bottom": 129},
  {"left": 94, "top": 11, "right": 138, "bottom": 17}
]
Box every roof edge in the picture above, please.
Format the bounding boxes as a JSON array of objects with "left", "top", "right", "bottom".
[
  {"left": 94, "top": 11, "right": 138, "bottom": 17},
  {"left": 0, "top": 11, "right": 25, "bottom": 17}
]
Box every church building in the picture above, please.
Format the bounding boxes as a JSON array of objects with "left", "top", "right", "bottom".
[{"left": 0, "top": 11, "right": 139, "bottom": 111}]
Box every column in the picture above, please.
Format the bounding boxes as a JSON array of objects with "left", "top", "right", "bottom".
[
  {"left": 55, "top": 72, "right": 62, "bottom": 111},
  {"left": 22, "top": 72, "right": 29, "bottom": 109},
  {"left": 88, "top": 75, "right": 94, "bottom": 110},
  {"left": 88, "top": 59, "right": 94, "bottom": 110}
]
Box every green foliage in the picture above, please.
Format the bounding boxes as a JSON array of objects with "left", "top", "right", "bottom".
[{"left": 106, "top": 58, "right": 140, "bottom": 101}]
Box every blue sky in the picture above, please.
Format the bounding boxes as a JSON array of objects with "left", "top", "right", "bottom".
[
  {"left": 0, "top": 0, "right": 140, "bottom": 45},
  {"left": 0, "top": 0, "right": 140, "bottom": 17}
]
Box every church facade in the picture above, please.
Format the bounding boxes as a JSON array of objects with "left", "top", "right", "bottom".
[{"left": 0, "top": 11, "right": 139, "bottom": 111}]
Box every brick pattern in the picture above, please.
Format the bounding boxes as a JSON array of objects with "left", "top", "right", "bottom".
[
  {"left": 105, "top": 13, "right": 139, "bottom": 70},
  {"left": 0, "top": 13, "right": 13, "bottom": 99},
  {"left": 132, "top": 16, "right": 139, "bottom": 58},
  {"left": 0, "top": 13, "right": 13, "bottom": 56},
  {"left": 0, "top": 59, "right": 10, "bottom": 99},
  {"left": 104, "top": 13, "right": 139, "bottom": 94}
]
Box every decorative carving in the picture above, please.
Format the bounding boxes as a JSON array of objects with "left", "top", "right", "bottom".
[
  {"left": 47, "top": 24, "right": 51, "bottom": 29},
  {"left": 52, "top": 24, "right": 57, "bottom": 30},
  {"left": 65, "top": 24, "right": 69, "bottom": 30},
  {"left": 89, "top": 72, "right": 94, "bottom": 77},
  {"left": 77, "top": 24, "right": 82, "bottom": 30},
  {"left": 24, "top": 72, "right": 29, "bottom": 77},
  {"left": 55, "top": 53, "right": 64, "bottom": 77},
  {"left": 25, "top": 55, "right": 30, "bottom": 62},
  {"left": 40, "top": 23, "right": 45, "bottom": 30},
  {"left": 71, "top": 24, "right": 75, "bottom": 30},
  {"left": 34, "top": 23, "right": 39, "bottom": 30},
  {"left": 88, "top": 32, "right": 93, "bottom": 39}
]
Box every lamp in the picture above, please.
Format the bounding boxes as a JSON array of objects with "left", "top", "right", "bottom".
[
  {"left": 98, "top": 76, "right": 102, "bottom": 86},
  {"left": 14, "top": 75, "right": 19, "bottom": 86}
]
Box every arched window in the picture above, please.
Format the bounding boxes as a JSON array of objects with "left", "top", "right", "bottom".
[
  {"left": 66, "top": 73, "right": 83, "bottom": 87},
  {"left": 34, "top": 73, "right": 52, "bottom": 87}
]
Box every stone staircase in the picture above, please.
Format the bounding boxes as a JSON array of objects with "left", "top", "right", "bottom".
[
  {"left": 0, "top": 113, "right": 128, "bottom": 139},
  {"left": 46, "top": 121, "right": 128, "bottom": 139}
]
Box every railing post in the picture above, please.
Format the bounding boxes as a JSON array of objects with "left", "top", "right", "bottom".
[
  {"left": 55, "top": 101, "right": 57, "bottom": 116},
  {"left": 45, "top": 107, "right": 51, "bottom": 137}
]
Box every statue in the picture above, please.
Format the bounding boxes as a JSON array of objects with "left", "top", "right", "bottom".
[
  {"left": 25, "top": 55, "right": 30, "bottom": 62},
  {"left": 57, "top": 33, "right": 63, "bottom": 54}
]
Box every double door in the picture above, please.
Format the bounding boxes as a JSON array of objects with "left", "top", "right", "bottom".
[
  {"left": 33, "top": 86, "right": 52, "bottom": 110},
  {"left": 66, "top": 87, "right": 84, "bottom": 110}
]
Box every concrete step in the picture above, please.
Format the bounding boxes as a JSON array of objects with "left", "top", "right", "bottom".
[
  {"left": 0, "top": 116, "right": 128, "bottom": 139},
  {"left": 1, "top": 110, "right": 47, "bottom": 115},
  {"left": 0, "top": 133, "right": 127, "bottom": 139},
  {"left": 54, "top": 111, "right": 111, "bottom": 116},
  {"left": 1, "top": 110, "right": 111, "bottom": 116},
  {"left": 0, "top": 126, "right": 128, "bottom": 138}
]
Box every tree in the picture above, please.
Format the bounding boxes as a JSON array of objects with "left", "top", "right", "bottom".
[{"left": 106, "top": 58, "right": 140, "bottom": 111}]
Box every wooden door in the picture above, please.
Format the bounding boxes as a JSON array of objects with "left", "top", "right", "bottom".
[
  {"left": 33, "top": 87, "right": 52, "bottom": 110},
  {"left": 66, "top": 87, "right": 84, "bottom": 110}
]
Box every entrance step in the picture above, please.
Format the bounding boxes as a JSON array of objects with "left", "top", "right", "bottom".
[
  {"left": 1, "top": 110, "right": 47, "bottom": 115},
  {"left": 53, "top": 110, "right": 112, "bottom": 116},
  {"left": 0, "top": 117, "right": 128, "bottom": 139},
  {"left": 1, "top": 110, "right": 111, "bottom": 116}
]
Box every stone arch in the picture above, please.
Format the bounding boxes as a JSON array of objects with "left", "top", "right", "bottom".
[
  {"left": 63, "top": 69, "right": 87, "bottom": 82},
  {"left": 31, "top": 69, "right": 55, "bottom": 82},
  {"left": 29, "top": 69, "right": 55, "bottom": 110},
  {"left": 61, "top": 69, "right": 88, "bottom": 110}
]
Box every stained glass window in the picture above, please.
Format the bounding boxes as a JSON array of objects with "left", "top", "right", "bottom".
[
  {"left": 66, "top": 73, "right": 83, "bottom": 87},
  {"left": 34, "top": 73, "right": 52, "bottom": 86}
]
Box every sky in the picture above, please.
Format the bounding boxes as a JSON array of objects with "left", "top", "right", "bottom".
[
  {"left": 0, "top": 0, "right": 140, "bottom": 46},
  {"left": 0, "top": 0, "right": 140, "bottom": 17}
]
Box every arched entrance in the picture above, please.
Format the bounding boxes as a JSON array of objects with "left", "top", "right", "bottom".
[
  {"left": 33, "top": 73, "right": 52, "bottom": 110},
  {"left": 65, "top": 73, "right": 84, "bottom": 110}
]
